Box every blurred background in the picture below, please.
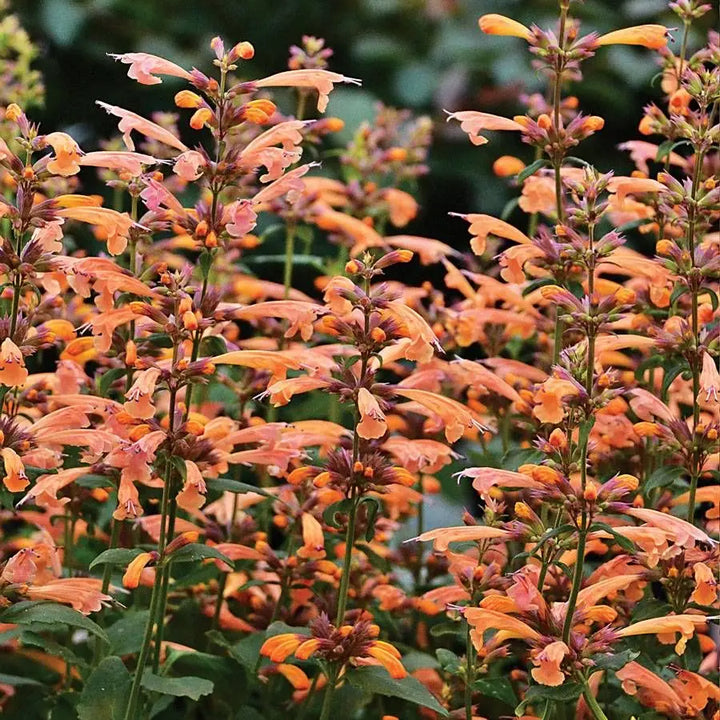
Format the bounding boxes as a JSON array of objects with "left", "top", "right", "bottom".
[{"left": 9, "top": 0, "right": 718, "bottom": 245}]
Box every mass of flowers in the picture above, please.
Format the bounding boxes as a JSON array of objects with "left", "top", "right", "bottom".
[{"left": 0, "top": 1, "right": 716, "bottom": 719}]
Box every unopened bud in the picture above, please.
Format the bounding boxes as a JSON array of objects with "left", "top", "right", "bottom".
[{"left": 175, "top": 90, "right": 203, "bottom": 109}]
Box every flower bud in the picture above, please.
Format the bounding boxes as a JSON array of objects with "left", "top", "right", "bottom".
[
  {"left": 190, "top": 108, "right": 213, "bottom": 130},
  {"left": 175, "top": 90, "right": 203, "bottom": 109},
  {"left": 374, "top": 249, "right": 414, "bottom": 269}
]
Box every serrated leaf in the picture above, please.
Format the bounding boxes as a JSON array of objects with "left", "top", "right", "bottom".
[
  {"left": 77, "top": 656, "right": 130, "bottom": 720},
  {"left": 346, "top": 666, "right": 448, "bottom": 716},
  {"left": 141, "top": 671, "right": 213, "bottom": 701},
  {"left": 0, "top": 601, "right": 109, "bottom": 643},
  {"left": 524, "top": 681, "right": 582, "bottom": 704},
  {"left": 89, "top": 548, "right": 144, "bottom": 571}
]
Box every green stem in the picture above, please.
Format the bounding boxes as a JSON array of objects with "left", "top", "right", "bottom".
[
  {"left": 211, "top": 572, "right": 228, "bottom": 630},
  {"left": 464, "top": 622, "right": 474, "bottom": 720},
  {"left": 318, "top": 668, "right": 337, "bottom": 720},
  {"left": 123, "top": 564, "right": 163, "bottom": 720},
  {"left": 335, "top": 495, "right": 359, "bottom": 626},
  {"left": 101, "top": 519, "right": 122, "bottom": 594},
  {"left": 581, "top": 680, "right": 609, "bottom": 720},
  {"left": 283, "top": 222, "right": 296, "bottom": 300}
]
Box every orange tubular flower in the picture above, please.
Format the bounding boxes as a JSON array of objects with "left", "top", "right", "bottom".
[
  {"left": 394, "top": 387, "right": 483, "bottom": 443},
  {"left": 122, "top": 552, "right": 156, "bottom": 589},
  {"left": 616, "top": 615, "right": 707, "bottom": 654},
  {"left": 275, "top": 664, "right": 311, "bottom": 691},
  {"left": 478, "top": 14, "right": 532, "bottom": 41},
  {"left": 451, "top": 212, "right": 531, "bottom": 256},
  {"left": 57, "top": 206, "right": 134, "bottom": 255},
  {"left": 412, "top": 525, "right": 511, "bottom": 552},
  {"left": 212, "top": 350, "right": 304, "bottom": 385},
  {"left": 1, "top": 448, "right": 28, "bottom": 492},
  {"left": 297, "top": 513, "right": 326, "bottom": 560},
  {"left": 596, "top": 24, "right": 669, "bottom": 50}
]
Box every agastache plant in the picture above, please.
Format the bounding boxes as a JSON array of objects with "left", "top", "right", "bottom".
[{"left": 0, "top": 3, "right": 716, "bottom": 720}]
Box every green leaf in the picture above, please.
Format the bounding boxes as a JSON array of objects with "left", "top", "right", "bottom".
[
  {"left": 662, "top": 360, "right": 689, "bottom": 396},
  {"left": 141, "top": 671, "right": 213, "bottom": 701},
  {"left": 77, "top": 656, "right": 131, "bottom": 720},
  {"left": 644, "top": 466, "right": 686, "bottom": 494},
  {"left": 346, "top": 666, "right": 448, "bottom": 716},
  {"left": 359, "top": 496, "right": 381, "bottom": 541},
  {"left": 107, "top": 611, "right": 151, "bottom": 656},
  {"left": 594, "top": 649, "right": 639, "bottom": 671},
  {"left": 97, "top": 367, "right": 126, "bottom": 398},
  {"left": 0, "top": 672, "right": 43, "bottom": 686},
  {"left": 400, "top": 651, "right": 440, "bottom": 672},
  {"left": 89, "top": 548, "right": 144, "bottom": 571},
  {"left": 0, "top": 602, "right": 109, "bottom": 643},
  {"left": 516, "top": 681, "right": 583, "bottom": 715},
  {"left": 223, "top": 632, "right": 265, "bottom": 672},
  {"left": 206, "top": 477, "right": 275, "bottom": 499},
  {"left": 200, "top": 335, "right": 227, "bottom": 356},
  {"left": 429, "top": 622, "right": 463, "bottom": 639},
  {"left": 435, "top": 648, "right": 461, "bottom": 674},
  {"left": 166, "top": 543, "right": 234, "bottom": 567},
  {"left": 323, "top": 498, "right": 354, "bottom": 529},
  {"left": 264, "top": 621, "right": 311, "bottom": 638},
  {"left": 588, "top": 522, "right": 637, "bottom": 553},
  {"left": 474, "top": 677, "right": 516, "bottom": 707},
  {"left": 517, "top": 159, "right": 549, "bottom": 183},
  {"left": 198, "top": 249, "right": 214, "bottom": 280},
  {"left": 245, "top": 254, "right": 326, "bottom": 271}
]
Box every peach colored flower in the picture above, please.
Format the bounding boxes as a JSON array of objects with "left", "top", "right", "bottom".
[
  {"left": 617, "top": 614, "right": 707, "bottom": 654},
  {"left": 78, "top": 150, "right": 160, "bottom": 175},
  {"left": 44, "top": 132, "right": 83, "bottom": 176},
  {"left": 57, "top": 206, "right": 134, "bottom": 255},
  {"left": 228, "top": 300, "right": 323, "bottom": 341},
  {"left": 446, "top": 110, "right": 525, "bottom": 147},
  {"left": 357, "top": 388, "right": 387, "bottom": 440},
  {"left": 124, "top": 368, "right": 162, "bottom": 419},
  {"left": 213, "top": 350, "right": 304, "bottom": 385},
  {"left": 394, "top": 387, "right": 483, "bottom": 443},
  {"left": 254, "top": 69, "right": 361, "bottom": 113},
  {"left": 530, "top": 641, "right": 569, "bottom": 686},
  {"left": 176, "top": 459, "right": 207, "bottom": 512},
  {"left": 110, "top": 52, "right": 193, "bottom": 85},
  {"left": 1, "top": 448, "right": 28, "bottom": 492},
  {"left": 96, "top": 101, "right": 188, "bottom": 152},
  {"left": 412, "top": 525, "right": 511, "bottom": 552},
  {"left": 0, "top": 338, "right": 27, "bottom": 387},
  {"left": 700, "top": 350, "right": 719, "bottom": 403},
  {"left": 625, "top": 507, "right": 716, "bottom": 548},
  {"left": 452, "top": 212, "right": 530, "bottom": 256},
  {"left": 689, "top": 563, "right": 717, "bottom": 606}
]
